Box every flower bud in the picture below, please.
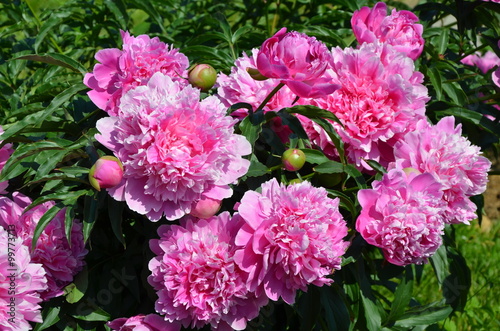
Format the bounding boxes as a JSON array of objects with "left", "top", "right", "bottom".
[
  {"left": 188, "top": 64, "right": 217, "bottom": 91},
  {"left": 282, "top": 149, "right": 306, "bottom": 171},
  {"left": 190, "top": 196, "right": 222, "bottom": 219},
  {"left": 246, "top": 67, "right": 268, "bottom": 81},
  {"left": 89, "top": 156, "right": 124, "bottom": 191}
]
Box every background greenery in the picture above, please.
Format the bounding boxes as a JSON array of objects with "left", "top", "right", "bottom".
[{"left": 0, "top": 0, "right": 499, "bottom": 330}]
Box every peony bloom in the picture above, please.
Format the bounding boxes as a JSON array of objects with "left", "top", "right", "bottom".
[
  {"left": 351, "top": 2, "right": 424, "bottom": 60},
  {"left": 391, "top": 116, "right": 492, "bottom": 225},
  {"left": 217, "top": 48, "right": 297, "bottom": 118},
  {"left": 493, "top": 41, "right": 500, "bottom": 88},
  {"left": 256, "top": 28, "right": 339, "bottom": 98},
  {"left": 148, "top": 212, "right": 267, "bottom": 330},
  {"left": 89, "top": 156, "right": 124, "bottom": 191},
  {"left": 461, "top": 50, "right": 500, "bottom": 74},
  {"left": 0, "top": 127, "right": 13, "bottom": 194},
  {"left": 96, "top": 72, "right": 251, "bottom": 221},
  {"left": 0, "top": 192, "right": 87, "bottom": 300},
  {"left": 356, "top": 168, "right": 446, "bottom": 266},
  {"left": 84, "top": 30, "right": 189, "bottom": 116},
  {"left": 298, "top": 42, "right": 428, "bottom": 171},
  {"left": 107, "top": 314, "right": 181, "bottom": 331},
  {"left": 234, "top": 179, "right": 349, "bottom": 304},
  {"left": 0, "top": 227, "right": 47, "bottom": 330}
]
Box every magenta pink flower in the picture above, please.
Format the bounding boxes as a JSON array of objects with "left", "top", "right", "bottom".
[
  {"left": 351, "top": 2, "right": 424, "bottom": 60},
  {"left": 461, "top": 50, "right": 500, "bottom": 74},
  {"left": 0, "top": 192, "right": 87, "bottom": 300},
  {"left": 0, "top": 227, "right": 47, "bottom": 330},
  {"left": 148, "top": 212, "right": 267, "bottom": 330},
  {"left": 0, "top": 127, "right": 13, "bottom": 194},
  {"left": 84, "top": 30, "right": 189, "bottom": 116},
  {"left": 493, "top": 41, "right": 500, "bottom": 88},
  {"left": 107, "top": 314, "right": 181, "bottom": 331},
  {"left": 391, "top": 116, "right": 492, "bottom": 225},
  {"left": 234, "top": 179, "right": 349, "bottom": 304},
  {"left": 256, "top": 28, "right": 339, "bottom": 98},
  {"left": 356, "top": 169, "right": 446, "bottom": 266},
  {"left": 96, "top": 73, "right": 251, "bottom": 221},
  {"left": 299, "top": 42, "right": 428, "bottom": 170},
  {"left": 217, "top": 49, "right": 297, "bottom": 118}
]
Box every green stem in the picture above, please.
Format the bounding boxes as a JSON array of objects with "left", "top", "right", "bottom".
[{"left": 256, "top": 82, "right": 285, "bottom": 112}]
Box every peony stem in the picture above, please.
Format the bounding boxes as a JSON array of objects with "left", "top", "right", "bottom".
[{"left": 256, "top": 82, "right": 285, "bottom": 112}]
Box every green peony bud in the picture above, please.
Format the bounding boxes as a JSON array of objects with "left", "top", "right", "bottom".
[
  {"left": 188, "top": 64, "right": 217, "bottom": 91},
  {"left": 282, "top": 149, "right": 306, "bottom": 171}
]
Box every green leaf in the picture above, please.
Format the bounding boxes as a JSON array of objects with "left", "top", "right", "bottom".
[
  {"left": 65, "top": 266, "right": 88, "bottom": 304},
  {"left": 33, "top": 306, "right": 61, "bottom": 331},
  {"left": 83, "top": 193, "right": 100, "bottom": 243},
  {"left": 32, "top": 203, "right": 64, "bottom": 250},
  {"left": 427, "top": 66, "right": 443, "bottom": 101},
  {"left": 385, "top": 266, "right": 414, "bottom": 325},
  {"left": 394, "top": 305, "right": 453, "bottom": 327},
  {"left": 344, "top": 164, "right": 367, "bottom": 189},
  {"left": 246, "top": 154, "right": 269, "bottom": 177},
  {"left": 300, "top": 148, "right": 331, "bottom": 165},
  {"left": 435, "top": 107, "right": 500, "bottom": 135},
  {"left": 14, "top": 53, "right": 87, "bottom": 74},
  {"left": 238, "top": 112, "right": 264, "bottom": 148},
  {"left": 320, "top": 285, "right": 351, "bottom": 331},
  {"left": 108, "top": 197, "right": 126, "bottom": 248},
  {"left": 104, "top": 0, "right": 128, "bottom": 30},
  {"left": 314, "top": 160, "right": 344, "bottom": 174},
  {"left": 72, "top": 305, "right": 110, "bottom": 322},
  {"left": 34, "top": 12, "right": 70, "bottom": 53}
]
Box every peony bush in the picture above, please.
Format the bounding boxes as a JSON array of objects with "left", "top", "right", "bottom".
[{"left": 0, "top": 0, "right": 498, "bottom": 330}]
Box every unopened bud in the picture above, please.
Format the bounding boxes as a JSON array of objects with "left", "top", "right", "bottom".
[
  {"left": 188, "top": 64, "right": 217, "bottom": 91},
  {"left": 89, "top": 156, "right": 124, "bottom": 191},
  {"left": 190, "top": 196, "right": 222, "bottom": 219},
  {"left": 246, "top": 67, "right": 268, "bottom": 81},
  {"left": 282, "top": 149, "right": 306, "bottom": 171}
]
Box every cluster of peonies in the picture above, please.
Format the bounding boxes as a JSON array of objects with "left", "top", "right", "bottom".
[
  {"left": 357, "top": 116, "right": 491, "bottom": 265},
  {"left": 0, "top": 193, "right": 88, "bottom": 299},
  {"left": 0, "top": 127, "right": 13, "bottom": 194},
  {"left": 146, "top": 179, "right": 349, "bottom": 330},
  {"left": 0, "top": 193, "right": 87, "bottom": 330},
  {"left": 0, "top": 227, "right": 47, "bottom": 330},
  {"left": 80, "top": 1, "right": 494, "bottom": 330}
]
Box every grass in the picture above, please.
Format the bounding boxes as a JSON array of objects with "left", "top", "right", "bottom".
[{"left": 416, "top": 216, "right": 500, "bottom": 330}]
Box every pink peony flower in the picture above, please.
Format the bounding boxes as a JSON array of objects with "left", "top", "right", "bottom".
[
  {"left": 107, "top": 314, "right": 181, "bottom": 331},
  {"left": 391, "top": 116, "right": 492, "bottom": 225},
  {"left": 0, "top": 192, "right": 88, "bottom": 300},
  {"left": 217, "top": 49, "right": 297, "bottom": 118},
  {"left": 0, "top": 127, "right": 14, "bottom": 194},
  {"left": 256, "top": 28, "right": 339, "bottom": 98},
  {"left": 351, "top": 2, "right": 424, "bottom": 60},
  {"left": 96, "top": 72, "right": 251, "bottom": 221},
  {"left": 356, "top": 168, "right": 446, "bottom": 266},
  {"left": 0, "top": 226, "right": 47, "bottom": 330},
  {"left": 298, "top": 42, "right": 428, "bottom": 170},
  {"left": 493, "top": 41, "right": 500, "bottom": 88},
  {"left": 84, "top": 30, "right": 190, "bottom": 116},
  {"left": 461, "top": 50, "right": 500, "bottom": 74},
  {"left": 148, "top": 212, "right": 267, "bottom": 330},
  {"left": 234, "top": 178, "right": 349, "bottom": 304}
]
